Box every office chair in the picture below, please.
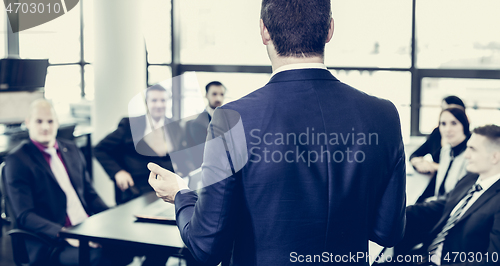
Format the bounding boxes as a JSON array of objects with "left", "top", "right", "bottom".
[
  {"left": 0, "top": 162, "right": 8, "bottom": 237},
  {"left": 0, "top": 162, "right": 60, "bottom": 266}
]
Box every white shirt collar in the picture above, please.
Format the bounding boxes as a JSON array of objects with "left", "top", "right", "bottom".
[
  {"left": 205, "top": 105, "right": 215, "bottom": 118},
  {"left": 271, "top": 63, "right": 327, "bottom": 78},
  {"left": 146, "top": 116, "right": 165, "bottom": 131},
  {"left": 477, "top": 172, "right": 500, "bottom": 192}
]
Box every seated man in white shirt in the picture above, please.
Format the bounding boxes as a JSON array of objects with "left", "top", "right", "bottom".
[
  {"left": 4, "top": 99, "right": 131, "bottom": 266},
  {"left": 384, "top": 124, "right": 500, "bottom": 266}
]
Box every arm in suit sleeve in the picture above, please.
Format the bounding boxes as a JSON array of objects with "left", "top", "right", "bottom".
[
  {"left": 94, "top": 118, "right": 129, "bottom": 180},
  {"left": 4, "top": 154, "right": 63, "bottom": 240},
  {"left": 370, "top": 103, "right": 407, "bottom": 247},
  {"left": 174, "top": 107, "right": 246, "bottom": 265},
  {"left": 78, "top": 149, "right": 108, "bottom": 214},
  {"left": 370, "top": 154, "right": 407, "bottom": 247}
]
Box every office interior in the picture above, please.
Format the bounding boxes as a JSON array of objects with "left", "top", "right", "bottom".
[{"left": 0, "top": 0, "right": 500, "bottom": 265}]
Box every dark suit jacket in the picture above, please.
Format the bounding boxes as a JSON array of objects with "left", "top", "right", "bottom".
[
  {"left": 402, "top": 173, "right": 500, "bottom": 266},
  {"left": 174, "top": 69, "right": 407, "bottom": 265},
  {"left": 186, "top": 110, "right": 212, "bottom": 171},
  {"left": 94, "top": 116, "right": 184, "bottom": 200},
  {"left": 3, "top": 139, "right": 108, "bottom": 263}
]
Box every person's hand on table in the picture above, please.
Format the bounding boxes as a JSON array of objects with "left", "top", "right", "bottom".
[
  {"left": 61, "top": 227, "right": 101, "bottom": 248},
  {"left": 148, "top": 162, "right": 189, "bottom": 204},
  {"left": 65, "top": 238, "right": 80, "bottom": 247},
  {"left": 65, "top": 239, "right": 101, "bottom": 248},
  {"left": 411, "top": 157, "right": 439, "bottom": 174},
  {"left": 115, "top": 170, "right": 134, "bottom": 191}
]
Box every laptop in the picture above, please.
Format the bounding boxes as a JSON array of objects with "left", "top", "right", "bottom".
[{"left": 134, "top": 198, "right": 176, "bottom": 225}]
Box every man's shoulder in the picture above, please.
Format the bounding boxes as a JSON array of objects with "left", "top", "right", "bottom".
[
  {"left": 7, "top": 139, "right": 33, "bottom": 157},
  {"left": 124, "top": 115, "right": 145, "bottom": 125},
  {"left": 5, "top": 140, "right": 36, "bottom": 166},
  {"left": 193, "top": 110, "right": 210, "bottom": 124},
  {"left": 452, "top": 172, "right": 479, "bottom": 193},
  {"left": 222, "top": 72, "right": 396, "bottom": 115}
]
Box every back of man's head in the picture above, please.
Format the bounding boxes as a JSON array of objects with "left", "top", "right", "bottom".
[{"left": 261, "top": 0, "right": 331, "bottom": 58}]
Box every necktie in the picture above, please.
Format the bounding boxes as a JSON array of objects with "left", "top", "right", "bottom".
[
  {"left": 438, "top": 150, "right": 455, "bottom": 196},
  {"left": 45, "top": 147, "right": 88, "bottom": 226},
  {"left": 428, "top": 184, "right": 483, "bottom": 257}
]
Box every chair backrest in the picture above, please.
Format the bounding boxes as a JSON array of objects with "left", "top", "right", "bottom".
[
  {"left": 0, "top": 162, "right": 37, "bottom": 265},
  {"left": 0, "top": 162, "right": 8, "bottom": 223},
  {"left": 0, "top": 162, "right": 26, "bottom": 264}
]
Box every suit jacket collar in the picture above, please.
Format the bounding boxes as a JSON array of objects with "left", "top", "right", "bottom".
[
  {"left": 25, "top": 140, "right": 84, "bottom": 202},
  {"left": 267, "top": 68, "right": 338, "bottom": 85},
  {"left": 130, "top": 115, "right": 172, "bottom": 137},
  {"left": 459, "top": 176, "right": 500, "bottom": 222},
  {"left": 26, "top": 140, "right": 54, "bottom": 182}
]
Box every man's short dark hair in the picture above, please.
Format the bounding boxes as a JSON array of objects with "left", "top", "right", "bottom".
[
  {"left": 261, "top": 0, "right": 331, "bottom": 58},
  {"left": 205, "top": 81, "right": 226, "bottom": 94},
  {"left": 473, "top": 125, "right": 500, "bottom": 149},
  {"left": 145, "top": 84, "right": 169, "bottom": 101}
]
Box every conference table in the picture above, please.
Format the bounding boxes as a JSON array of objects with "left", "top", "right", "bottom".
[{"left": 59, "top": 192, "right": 199, "bottom": 266}]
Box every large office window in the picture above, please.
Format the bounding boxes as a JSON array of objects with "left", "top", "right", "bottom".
[
  {"left": 416, "top": 0, "right": 500, "bottom": 69},
  {"left": 420, "top": 78, "right": 500, "bottom": 134},
  {"left": 178, "top": 0, "right": 267, "bottom": 65},
  {"left": 0, "top": 7, "right": 6, "bottom": 58},
  {"left": 5, "top": 0, "right": 499, "bottom": 137},
  {"left": 326, "top": 0, "right": 412, "bottom": 68},
  {"left": 10, "top": 1, "right": 86, "bottom": 122}
]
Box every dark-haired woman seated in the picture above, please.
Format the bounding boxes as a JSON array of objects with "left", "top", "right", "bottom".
[
  {"left": 409, "top": 95, "right": 466, "bottom": 175},
  {"left": 416, "top": 107, "right": 471, "bottom": 202}
]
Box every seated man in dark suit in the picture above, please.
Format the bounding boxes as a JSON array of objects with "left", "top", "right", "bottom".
[
  {"left": 3, "top": 99, "right": 130, "bottom": 266},
  {"left": 186, "top": 81, "right": 226, "bottom": 188},
  {"left": 187, "top": 81, "right": 226, "bottom": 148},
  {"left": 95, "top": 84, "right": 182, "bottom": 204},
  {"left": 388, "top": 124, "right": 500, "bottom": 266}
]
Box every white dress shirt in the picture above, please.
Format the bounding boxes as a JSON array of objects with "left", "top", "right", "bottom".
[
  {"left": 271, "top": 63, "right": 328, "bottom": 78},
  {"left": 45, "top": 147, "right": 88, "bottom": 226}
]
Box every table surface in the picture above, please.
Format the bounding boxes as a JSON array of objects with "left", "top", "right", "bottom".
[{"left": 60, "top": 192, "right": 185, "bottom": 249}]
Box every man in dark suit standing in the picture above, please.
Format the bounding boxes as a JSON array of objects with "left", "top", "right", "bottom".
[
  {"left": 148, "top": 1, "right": 406, "bottom": 265},
  {"left": 94, "top": 84, "right": 183, "bottom": 204},
  {"left": 3, "top": 99, "right": 129, "bottom": 266},
  {"left": 388, "top": 125, "right": 500, "bottom": 266}
]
